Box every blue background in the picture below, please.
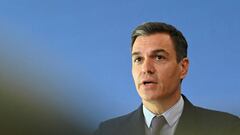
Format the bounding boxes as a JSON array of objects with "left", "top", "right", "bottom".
[{"left": 0, "top": 0, "right": 239, "bottom": 129}]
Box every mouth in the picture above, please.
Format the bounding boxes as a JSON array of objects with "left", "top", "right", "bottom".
[{"left": 142, "top": 81, "right": 157, "bottom": 85}]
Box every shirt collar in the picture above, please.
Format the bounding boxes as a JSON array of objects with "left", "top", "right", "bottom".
[{"left": 143, "top": 96, "right": 184, "bottom": 128}]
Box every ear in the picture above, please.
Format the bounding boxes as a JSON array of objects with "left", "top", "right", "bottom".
[{"left": 179, "top": 58, "right": 189, "bottom": 79}]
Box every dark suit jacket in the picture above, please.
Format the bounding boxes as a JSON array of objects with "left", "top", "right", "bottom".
[{"left": 95, "top": 95, "right": 240, "bottom": 135}]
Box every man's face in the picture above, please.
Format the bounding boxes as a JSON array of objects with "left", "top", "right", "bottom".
[{"left": 131, "top": 33, "right": 188, "bottom": 102}]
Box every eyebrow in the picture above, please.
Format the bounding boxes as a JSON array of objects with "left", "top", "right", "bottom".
[
  {"left": 131, "top": 52, "right": 141, "bottom": 57},
  {"left": 132, "top": 49, "right": 169, "bottom": 56}
]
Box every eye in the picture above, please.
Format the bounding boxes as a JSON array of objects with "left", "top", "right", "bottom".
[
  {"left": 156, "top": 55, "right": 165, "bottom": 60},
  {"left": 133, "top": 57, "right": 143, "bottom": 63}
]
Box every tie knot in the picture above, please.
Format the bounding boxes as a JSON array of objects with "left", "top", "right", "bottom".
[{"left": 151, "top": 115, "right": 166, "bottom": 135}]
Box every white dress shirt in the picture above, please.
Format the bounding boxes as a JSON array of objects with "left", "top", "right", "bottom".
[{"left": 143, "top": 96, "right": 184, "bottom": 135}]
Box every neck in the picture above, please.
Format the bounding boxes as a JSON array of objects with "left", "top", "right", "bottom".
[{"left": 142, "top": 91, "right": 181, "bottom": 115}]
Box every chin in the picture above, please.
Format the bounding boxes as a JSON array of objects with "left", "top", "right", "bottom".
[{"left": 141, "top": 94, "right": 163, "bottom": 102}]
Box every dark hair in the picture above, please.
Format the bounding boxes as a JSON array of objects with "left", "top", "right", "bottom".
[{"left": 131, "top": 22, "right": 188, "bottom": 63}]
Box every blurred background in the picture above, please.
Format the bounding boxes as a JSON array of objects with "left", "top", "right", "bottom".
[{"left": 0, "top": 0, "right": 239, "bottom": 134}]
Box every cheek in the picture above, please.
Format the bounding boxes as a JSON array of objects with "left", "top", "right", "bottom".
[
  {"left": 157, "top": 66, "right": 180, "bottom": 82},
  {"left": 166, "top": 67, "right": 182, "bottom": 83},
  {"left": 132, "top": 67, "right": 141, "bottom": 87},
  {"left": 132, "top": 66, "right": 139, "bottom": 77},
  {"left": 132, "top": 68, "right": 137, "bottom": 82}
]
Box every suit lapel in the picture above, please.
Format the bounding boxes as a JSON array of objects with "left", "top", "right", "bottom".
[
  {"left": 174, "top": 95, "right": 198, "bottom": 135},
  {"left": 126, "top": 105, "right": 146, "bottom": 135}
]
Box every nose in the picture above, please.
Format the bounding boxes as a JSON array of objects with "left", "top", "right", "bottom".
[{"left": 142, "top": 58, "right": 155, "bottom": 74}]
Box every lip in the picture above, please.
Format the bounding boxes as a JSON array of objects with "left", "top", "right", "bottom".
[
  {"left": 139, "top": 81, "right": 158, "bottom": 89},
  {"left": 140, "top": 79, "right": 158, "bottom": 85}
]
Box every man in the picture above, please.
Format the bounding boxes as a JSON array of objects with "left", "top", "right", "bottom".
[{"left": 94, "top": 22, "right": 240, "bottom": 135}]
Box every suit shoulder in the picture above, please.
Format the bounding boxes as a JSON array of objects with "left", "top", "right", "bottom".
[
  {"left": 182, "top": 95, "right": 239, "bottom": 124},
  {"left": 94, "top": 108, "right": 142, "bottom": 135},
  {"left": 193, "top": 105, "right": 240, "bottom": 131},
  {"left": 100, "top": 109, "right": 139, "bottom": 127},
  {"left": 194, "top": 106, "right": 239, "bottom": 121}
]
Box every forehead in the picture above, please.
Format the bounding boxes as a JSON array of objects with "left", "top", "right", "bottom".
[{"left": 132, "top": 33, "right": 175, "bottom": 54}]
